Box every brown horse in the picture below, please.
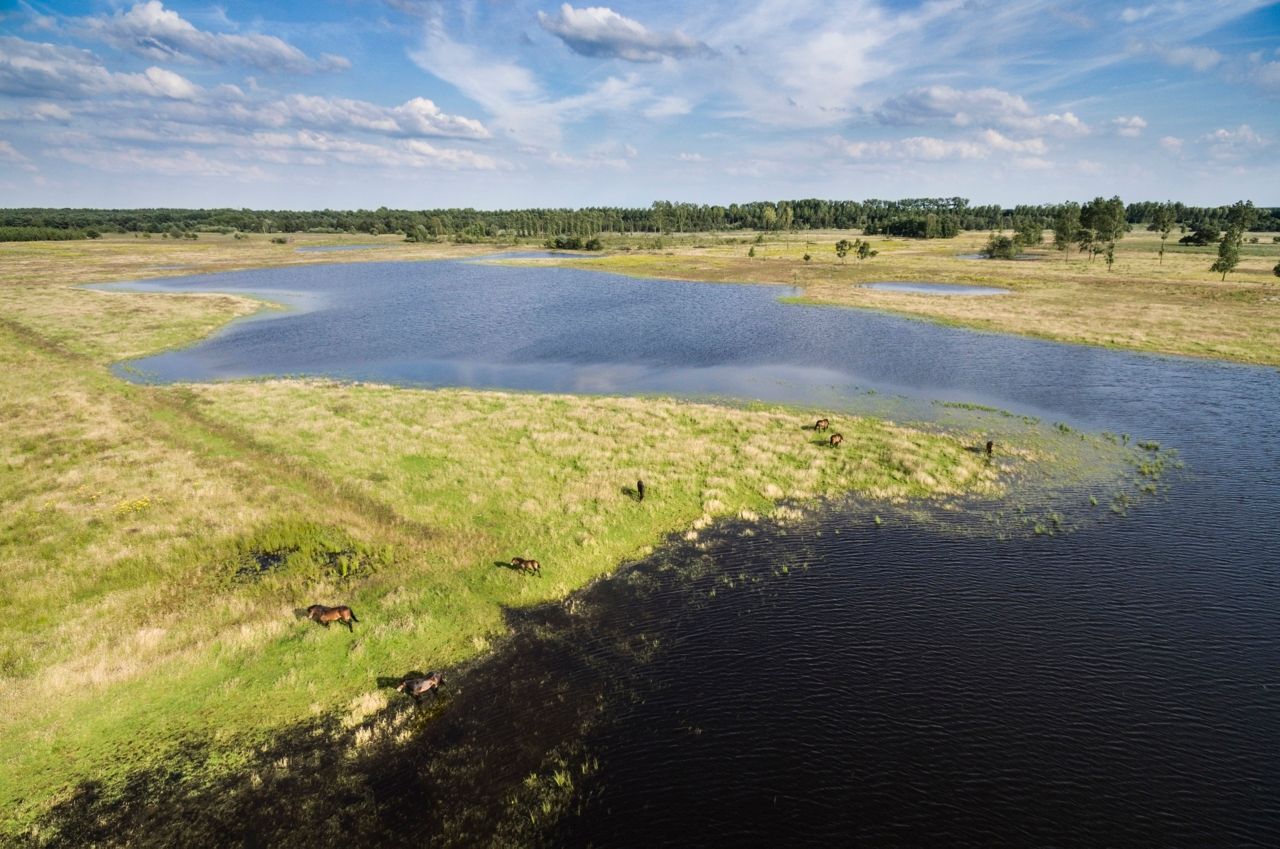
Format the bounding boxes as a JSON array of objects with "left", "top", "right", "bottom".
[
  {"left": 829, "top": 433, "right": 844, "bottom": 447},
  {"left": 396, "top": 672, "right": 444, "bottom": 703},
  {"left": 510, "top": 557, "right": 542, "bottom": 576},
  {"left": 986, "top": 440, "right": 994, "bottom": 456},
  {"left": 814, "top": 418, "right": 830, "bottom": 432},
  {"left": 637, "top": 479, "right": 646, "bottom": 501},
  {"left": 306, "top": 604, "right": 359, "bottom": 631}
]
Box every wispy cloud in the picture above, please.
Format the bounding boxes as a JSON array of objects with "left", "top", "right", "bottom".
[{"left": 73, "top": 1, "right": 348, "bottom": 74}]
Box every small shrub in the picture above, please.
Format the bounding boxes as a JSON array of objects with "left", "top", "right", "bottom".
[{"left": 270, "top": 237, "right": 288, "bottom": 244}]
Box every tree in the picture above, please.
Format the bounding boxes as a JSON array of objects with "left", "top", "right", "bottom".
[
  {"left": 835, "top": 239, "right": 852, "bottom": 262},
  {"left": 1013, "top": 217, "right": 1042, "bottom": 247},
  {"left": 1079, "top": 195, "right": 1126, "bottom": 262},
  {"left": 1210, "top": 227, "right": 1241, "bottom": 280},
  {"left": 1179, "top": 224, "right": 1218, "bottom": 246},
  {"left": 1105, "top": 242, "right": 1116, "bottom": 272},
  {"left": 1052, "top": 202, "right": 1080, "bottom": 262},
  {"left": 983, "top": 233, "right": 1021, "bottom": 259},
  {"left": 855, "top": 239, "right": 877, "bottom": 260},
  {"left": 1148, "top": 203, "right": 1176, "bottom": 264},
  {"left": 748, "top": 245, "right": 756, "bottom": 257}
]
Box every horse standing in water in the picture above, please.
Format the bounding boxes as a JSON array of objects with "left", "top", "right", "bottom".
[
  {"left": 397, "top": 672, "right": 444, "bottom": 703},
  {"left": 510, "top": 557, "right": 542, "bottom": 576},
  {"left": 814, "top": 418, "right": 830, "bottom": 432},
  {"left": 829, "top": 433, "right": 844, "bottom": 447},
  {"left": 306, "top": 604, "right": 359, "bottom": 631}
]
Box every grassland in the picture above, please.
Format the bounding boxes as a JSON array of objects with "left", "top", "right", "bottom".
[
  {"left": 549, "top": 228, "right": 1280, "bottom": 366},
  {"left": 0, "top": 232, "right": 1095, "bottom": 839}
]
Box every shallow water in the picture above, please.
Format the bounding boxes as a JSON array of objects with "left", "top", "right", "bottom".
[
  {"left": 93, "top": 260, "right": 1279, "bottom": 846},
  {"left": 863, "top": 281, "right": 1010, "bottom": 296}
]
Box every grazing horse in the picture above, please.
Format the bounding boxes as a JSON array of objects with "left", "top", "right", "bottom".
[
  {"left": 396, "top": 672, "right": 444, "bottom": 703},
  {"left": 986, "top": 440, "right": 994, "bottom": 456},
  {"left": 510, "top": 557, "right": 542, "bottom": 576},
  {"left": 829, "top": 433, "right": 844, "bottom": 447},
  {"left": 814, "top": 418, "right": 830, "bottom": 432},
  {"left": 306, "top": 604, "right": 359, "bottom": 631},
  {"left": 637, "top": 479, "right": 646, "bottom": 501}
]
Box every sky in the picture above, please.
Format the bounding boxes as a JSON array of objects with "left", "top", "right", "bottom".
[{"left": 1, "top": 0, "right": 1278, "bottom": 209}]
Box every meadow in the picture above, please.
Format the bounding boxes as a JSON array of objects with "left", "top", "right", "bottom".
[{"left": 0, "top": 232, "right": 1110, "bottom": 838}]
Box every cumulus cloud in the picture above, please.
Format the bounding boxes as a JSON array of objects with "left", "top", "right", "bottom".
[
  {"left": 1159, "top": 135, "right": 1184, "bottom": 154},
  {"left": 537, "top": 4, "right": 713, "bottom": 62},
  {"left": 979, "top": 129, "right": 1047, "bottom": 154},
  {"left": 1201, "top": 124, "right": 1269, "bottom": 160},
  {"left": 1111, "top": 115, "right": 1147, "bottom": 137},
  {"left": 75, "top": 1, "right": 348, "bottom": 74},
  {"left": 875, "top": 86, "right": 1089, "bottom": 137},
  {"left": 0, "top": 36, "right": 201, "bottom": 100}
]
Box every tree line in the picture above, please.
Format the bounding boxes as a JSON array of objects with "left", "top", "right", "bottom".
[{"left": 1, "top": 198, "right": 1276, "bottom": 242}]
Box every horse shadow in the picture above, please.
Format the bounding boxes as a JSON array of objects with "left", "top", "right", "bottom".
[
  {"left": 620, "top": 485, "right": 643, "bottom": 502},
  {"left": 493, "top": 560, "right": 530, "bottom": 573},
  {"left": 376, "top": 671, "right": 428, "bottom": 689},
  {"left": 291, "top": 607, "right": 311, "bottom": 621}
]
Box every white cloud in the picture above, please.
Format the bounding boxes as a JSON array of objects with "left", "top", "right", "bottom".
[
  {"left": 538, "top": 4, "right": 713, "bottom": 62},
  {"left": 264, "top": 94, "right": 489, "bottom": 140},
  {"left": 678, "top": 152, "right": 707, "bottom": 162},
  {"left": 980, "top": 129, "right": 1047, "bottom": 154},
  {"left": 1201, "top": 124, "right": 1270, "bottom": 160},
  {"left": 1159, "top": 135, "right": 1183, "bottom": 154},
  {"left": 75, "top": 1, "right": 348, "bottom": 74},
  {"left": 1111, "top": 115, "right": 1147, "bottom": 137},
  {"left": 875, "top": 86, "right": 1089, "bottom": 137},
  {"left": 1076, "top": 159, "right": 1104, "bottom": 175},
  {"left": 0, "top": 36, "right": 201, "bottom": 100},
  {"left": 843, "top": 136, "right": 987, "bottom": 161}
]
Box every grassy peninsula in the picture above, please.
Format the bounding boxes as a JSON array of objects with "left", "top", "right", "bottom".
[{"left": 0, "top": 233, "right": 1079, "bottom": 837}]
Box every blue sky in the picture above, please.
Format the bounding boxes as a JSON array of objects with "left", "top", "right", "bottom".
[{"left": 1, "top": 0, "right": 1277, "bottom": 209}]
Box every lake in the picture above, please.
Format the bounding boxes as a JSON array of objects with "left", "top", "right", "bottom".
[{"left": 97, "top": 258, "right": 1279, "bottom": 846}]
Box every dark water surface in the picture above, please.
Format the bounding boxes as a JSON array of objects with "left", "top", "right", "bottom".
[{"left": 98, "top": 260, "right": 1278, "bottom": 846}]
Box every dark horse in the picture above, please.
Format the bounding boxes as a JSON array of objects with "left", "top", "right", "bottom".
[
  {"left": 396, "top": 672, "right": 444, "bottom": 703},
  {"left": 986, "top": 440, "right": 994, "bottom": 456},
  {"left": 306, "top": 604, "right": 359, "bottom": 631},
  {"left": 829, "top": 433, "right": 844, "bottom": 447},
  {"left": 637, "top": 479, "right": 646, "bottom": 501},
  {"left": 814, "top": 418, "right": 830, "bottom": 432},
  {"left": 510, "top": 557, "right": 542, "bottom": 576}
]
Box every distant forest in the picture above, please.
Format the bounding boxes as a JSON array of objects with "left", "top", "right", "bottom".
[{"left": 2, "top": 198, "right": 1277, "bottom": 242}]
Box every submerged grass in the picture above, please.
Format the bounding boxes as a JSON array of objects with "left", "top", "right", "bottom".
[{"left": 0, "top": 232, "right": 1117, "bottom": 838}]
